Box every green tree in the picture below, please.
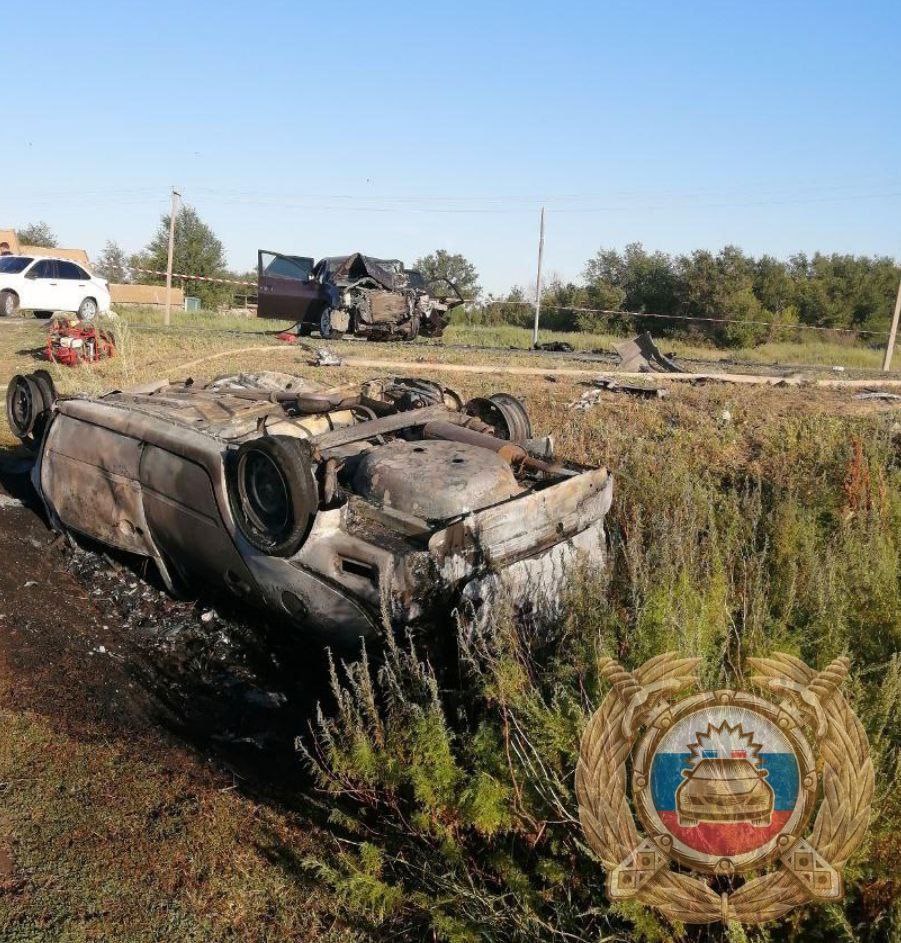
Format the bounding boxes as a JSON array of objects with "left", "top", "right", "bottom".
[
  {"left": 135, "top": 205, "right": 230, "bottom": 309},
  {"left": 17, "top": 221, "right": 58, "bottom": 248},
  {"left": 94, "top": 241, "right": 130, "bottom": 283},
  {"left": 414, "top": 250, "right": 481, "bottom": 300},
  {"left": 538, "top": 277, "right": 589, "bottom": 331}
]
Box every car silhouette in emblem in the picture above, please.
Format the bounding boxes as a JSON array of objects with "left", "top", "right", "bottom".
[{"left": 676, "top": 756, "right": 774, "bottom": 828}]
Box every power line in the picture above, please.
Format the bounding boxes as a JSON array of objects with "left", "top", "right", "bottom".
[{"left": 477, "top": 301, "right": 892, "bottom": 337}]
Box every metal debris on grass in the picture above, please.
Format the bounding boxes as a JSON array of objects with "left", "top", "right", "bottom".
[
  {"left": 567, "top": 376, "right": 668, "bottom": 407},
  {"left": 615, "top": 332, "right": 682, "bottom": 373},
  {"left": 853, "top": 391, "right": 901, "bottom": 402},
  {"left": 311, "top": 347, "right": 343, "bottom": 367}
]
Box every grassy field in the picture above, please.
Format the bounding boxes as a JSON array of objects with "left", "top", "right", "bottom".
[
  {"left": 0, "top": 309, "right": 898, "bottom": 941},
  {"left": 444, "top": 321, "right": 890, "bottom": 371}
]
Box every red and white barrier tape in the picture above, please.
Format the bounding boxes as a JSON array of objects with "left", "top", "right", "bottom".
[{"left": 131, "top": 267, "right": 256, "bottom": 288}]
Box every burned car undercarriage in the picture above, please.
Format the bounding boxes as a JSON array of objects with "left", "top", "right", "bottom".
[{"left": 7, "top": 371, "right": 612, "bottom": 644}]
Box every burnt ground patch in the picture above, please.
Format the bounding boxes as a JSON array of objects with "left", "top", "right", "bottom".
[{"left": 0, "top": 454, "right": 337, "bottom": 800}]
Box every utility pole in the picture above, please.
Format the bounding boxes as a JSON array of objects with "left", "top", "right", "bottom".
[
  {"left": 882, "top": 277, "right": 901, "bottom": 371},
  {"left": 532, "top": 206, "right": 545, "bottom": 348},
  {"left": 164, "top": 188, "right": 180, "bottom": 327}
]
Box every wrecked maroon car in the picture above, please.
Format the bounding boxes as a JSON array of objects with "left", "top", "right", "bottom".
[
  {"left": 257, "top": 250, "right": 463, "bottom": 341},
  {"left": 6, "top": 371, "right": 611, "bottom": 643}
]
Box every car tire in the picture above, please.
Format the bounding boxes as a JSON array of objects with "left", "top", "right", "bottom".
[
  {"left": 31, "top": 369, "right": 57, "bottom": 411},
  {"left": 78, "top": 297, "right": 98, "bottom": 320},
  {"left": 6, "top": 374, "right": 41, "bottom": 441},
  {"left": 319, "top": 307, "right": 334, "bottom": 340},
  {"left": 0, "top": 290, "right": 18, "bottom": 317},
  {"left": 227, "top": 435, "right": 318, "bottom": 557}
]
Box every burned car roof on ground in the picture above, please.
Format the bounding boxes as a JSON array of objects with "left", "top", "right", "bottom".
[{"left": 8, "top": 370, "right": 612, "bottom": 646}]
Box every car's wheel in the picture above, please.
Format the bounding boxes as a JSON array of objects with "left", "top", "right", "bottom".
[
  {"left": 0, "top": 290, "right": 19, "bottom": 318},
  {"left": 463, "top": 393, "right": 532, "bottom": 444},
  {"left": 31, "top": 369, "right": 57, "bottom": 411},
  {"left": 78, "top": 297, "right": 98, "bottom": 320},
  {"left": 227, "top": 435, "right": 318, "bottom": 557},
  {"left": 319, "top": 307, "right": 334, "bottom": 340},
  {"left": 6, "top": 374, "right": 41, "bottom": 440}
]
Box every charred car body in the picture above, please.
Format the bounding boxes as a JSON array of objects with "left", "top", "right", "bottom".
[
  {"left": 257, "top": 250, "right": 463, "bottom": 341},
  {"left": 7, "top": 371, "right": 611, "bottom": 643}
]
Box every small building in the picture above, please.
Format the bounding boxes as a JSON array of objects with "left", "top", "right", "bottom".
[{"left": 0, "top": 228, "right": 91, "bottom": 267}]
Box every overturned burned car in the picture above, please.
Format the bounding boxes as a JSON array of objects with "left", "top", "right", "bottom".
[
  {"left": 257, "top": 250, "right": 463, "bottom": 341},
  {"left": 6, "top": 371, "right": 611, "bottom": 643}
]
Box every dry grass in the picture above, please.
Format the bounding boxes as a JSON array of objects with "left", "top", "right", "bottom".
[{"left": 0, "top": 678, "right": 359, "bottom": 942}]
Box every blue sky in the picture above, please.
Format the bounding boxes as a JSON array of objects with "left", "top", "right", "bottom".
[{"left": 4, "top": 0, "right": 899, "bottom": 293}]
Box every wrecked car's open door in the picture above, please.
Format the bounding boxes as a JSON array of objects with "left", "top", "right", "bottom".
[{"left": 257, "top": 250, "right": 327, "bottom": 323}]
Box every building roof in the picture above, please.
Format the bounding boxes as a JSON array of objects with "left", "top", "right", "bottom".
[{"left": 0, "top": 228, "right": 90, "bottom": 266}]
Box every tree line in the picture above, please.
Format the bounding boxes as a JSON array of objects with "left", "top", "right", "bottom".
[
  {"left": 477, "top": 243, "right": 901, "bottom": 347},
  {"left": 17, "top": 214, "right": 899, "bottom": 347}
]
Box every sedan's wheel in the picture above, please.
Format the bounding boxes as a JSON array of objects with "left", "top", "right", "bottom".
[
  {"left": 0, "top": 290, "right": 18, "bottom": 317},
  {"left": 227, "top": 436, "right": 318, "bottom": 557},
  {"left": 78, "top": 297, "right": 98, "bottom": 320},
  {"left": 319, "top": 307, "right": 334, "bottom": 340}
]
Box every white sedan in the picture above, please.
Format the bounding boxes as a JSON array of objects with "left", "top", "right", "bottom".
[{"left": 0, "top": 255, "right": 111, "bottom": 319}]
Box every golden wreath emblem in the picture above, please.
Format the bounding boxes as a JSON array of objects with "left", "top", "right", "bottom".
[{"left": 575, "top": 652, "right": 873, "bottom": 925}]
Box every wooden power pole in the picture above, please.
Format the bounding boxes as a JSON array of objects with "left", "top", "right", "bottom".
[
  {"left": 883, "top": 277, "right": 901, "bottom": 371},
  {"left": 532, "top": 206, "right": 545, "bottom": 348},
  {"left": 164, "top": 188, "right": 180, "bottom": 327}
]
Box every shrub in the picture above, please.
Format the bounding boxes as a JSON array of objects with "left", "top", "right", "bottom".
[{"left": 303, "top": 410, "right": 900, "bottom": 942}]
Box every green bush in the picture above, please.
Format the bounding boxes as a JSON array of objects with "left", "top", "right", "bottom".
[{"left": 303, "top": 415, "right": 901, "bottom": 942}]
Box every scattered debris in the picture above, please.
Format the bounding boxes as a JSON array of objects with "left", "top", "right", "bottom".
[
  {"left": 719, "top": 409, "right": 733, "bottom": 423},
  {"left": 853, "top": 391, "right": 901, "bottom": 402},
  {"left": 568, "top": 389, "right": 604, "bottom": 410},
  {"left": 615, "top": 332, "right": 682, "bottom": 373},
  {"left": 46, "top": 317, "right": 116, "bottom": 366},
  {"left": 569, "top": 375, "right": 669, "bottom": 406},
  {"left": 568, "top": 380, "right": 667, "bottom": 408},
  {"left": 773, "top": 373, "right": 810, "bottom": 387},
  {"left": 0, "top": 494, "right": 23, "bottom": 510},
  {"left": 311, "top": 347, "right": 342, "bottom": 367}
]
